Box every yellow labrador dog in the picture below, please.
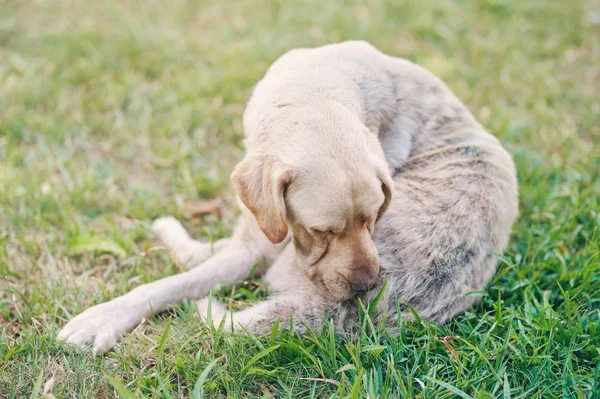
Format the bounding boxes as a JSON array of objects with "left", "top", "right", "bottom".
[{"left": 59, "top": 41, "right": 518, "bottom": 353}]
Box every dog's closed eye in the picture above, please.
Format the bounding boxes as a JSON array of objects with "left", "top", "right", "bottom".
[
  {"left": 310, "top": 225, "right": 343, "bottom": 236},
  {"left": 311, "top": 228, "right": 336, "bottom": 236}
]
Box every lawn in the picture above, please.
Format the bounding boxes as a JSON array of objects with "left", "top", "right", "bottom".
[{"left": 1, "top": 0, "right": 599, "bottom": 397}]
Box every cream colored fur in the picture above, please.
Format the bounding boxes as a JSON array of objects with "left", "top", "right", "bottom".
[{"left": 58, "top": 41, "right": 518, "bottom": 353}]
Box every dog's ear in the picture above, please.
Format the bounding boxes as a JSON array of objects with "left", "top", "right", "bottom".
[
  {"left": 375, "top": 165, "right": 394, "bottom": 223},
  {"left": 231, "top": 155, "right": 293, "bottom": 243}
]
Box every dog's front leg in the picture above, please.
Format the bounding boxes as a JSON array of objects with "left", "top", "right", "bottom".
[
  {"left": 196, "top": 294, "right": 302, "bottom": 334},
  {"left": 58, "top": 214, "right": 282, "bottom": 353},
  {"left": 196, "top": 244, "right": 325, "bottom": 335},
  {"left": 196, "top": 292, "right": 326, "bottom": 336}
]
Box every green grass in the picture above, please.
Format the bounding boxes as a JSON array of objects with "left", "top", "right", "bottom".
[{"left": 1, "top": 0, "right": 599, "bottom": 397}]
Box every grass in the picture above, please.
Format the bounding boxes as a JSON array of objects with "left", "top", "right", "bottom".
[{"left": 0, "top": 0, "right": 599, "bottom": 397}]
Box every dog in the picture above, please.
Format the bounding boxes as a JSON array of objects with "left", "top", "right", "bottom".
[{"left": 58, "top": 41, "right": 518, "bottom": 353}]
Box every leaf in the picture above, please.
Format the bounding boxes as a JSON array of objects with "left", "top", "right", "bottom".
[
  {"left": 368, "top": 279, "right": 388, "bottom": 314},
  {"left": 458, "top": 337, "right": 498, "bottom": 377},
  {"left": 295, "top": 377, "right": 340, "bottom": 386},
  {"left": 157, "top": 319, "right": 172, "bottom": 362},
  {"left": 240, "top": 345, "right": 280, "bottom": 376},
  {"left": 503, "top": 374, "right": 511, "bottom": 399},
  {"left": 184, "top": 198, "right": 222, "bottom": 218},
  {"left": 244, "top": 367, "right": 284, "bottom": 377},
  {"left": 349, "top": 369, "right": 364, "bottom": 399},
  {"left": 67, "top": 235, "right": 126, "bottom": 257},
  {"left": 328, "top": 319, "right": 337, "bottom": 370},
  {"left": 106, "top": 377, "right": 140, "bottom": 399},
  {"left": 403, "top": 301, "right": 422, "bottom": 325},
  {"left": 464, "top": 290, "right": 489, "bottom": 297},
  {"left": 191, "top": 359, "right": 219, "bottom": 399},
  {"left": 283, "top": 342, "right": 325, "bottom": 378},
  {"left": 30, "top": 369, "right": 44, "bottom": 399},
  {"left": 269, "top": 316, "right": 280, "bottom": 344},
  {"left": 238, "top": 288, "right": 258, "bottom": 302},
  {"left": 336, "top": 364, "right": 357, "bottom": 373},
  {"left": 439, "top": 336, "right": 460, "bottom": 361},
  {"left": 423, "top": 376, "right": 474, "bottom": 399},
  {"left": 360, "top": 345, "right": 387, "bottom": 357}
]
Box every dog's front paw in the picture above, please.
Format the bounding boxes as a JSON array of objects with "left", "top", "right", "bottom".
[
  {"left": 196, "top": 297, "right": 227, "bottom": 327},
  {"left": 58, "top": 299, "right": 143, "bottom": 354}
]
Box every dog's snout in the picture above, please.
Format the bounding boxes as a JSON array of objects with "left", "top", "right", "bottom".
[{"left": 351, "top": 280, "right": 377, "bottom": 293}]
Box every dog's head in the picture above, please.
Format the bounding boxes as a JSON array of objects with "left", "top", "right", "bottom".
[{"left": 231, "top": 103, "right": 393, "bottom": 301}]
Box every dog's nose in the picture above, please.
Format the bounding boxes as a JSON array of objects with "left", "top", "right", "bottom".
[
  {"left": 351, "top": 280, "right": 376, "bottom": 293},
  {"left": 349, "top": 266, "right": 379, "bottom": 293}
]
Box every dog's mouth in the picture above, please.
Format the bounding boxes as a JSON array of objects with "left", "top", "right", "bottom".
[
  {"left": 308, "top": 271, "right": 355, "bottom": 302},
  {"left": 306, "top": 270, "right": 329, "bottom": 295}
]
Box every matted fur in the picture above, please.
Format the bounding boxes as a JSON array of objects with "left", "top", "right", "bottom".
[{"left": 58, "top": 41, "right": 518, "bottom": 353}]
